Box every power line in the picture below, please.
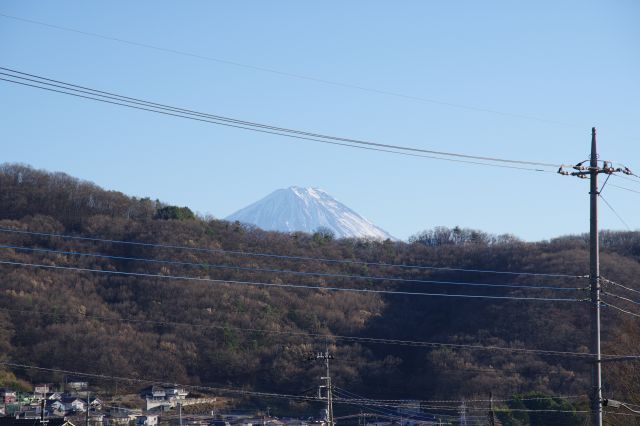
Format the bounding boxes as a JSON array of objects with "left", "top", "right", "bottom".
[
  {"left": 0, "top": 306, "right": 618, "bottom": 359},
  {"left": 331, "top": 388, "right": 583, "bottom": 404},
  {"left": 0, "top": 244, "right": 586, "bottom": 292},
  {"left": 599, "top": 194, "right": 632, "bottom": 231},
  {"left": 0, "top": 67, "right": 559, "bottom": 168},
  {"left": 0, "top": 227, "right": 588, "bottom": 279},
  {"left": 1, "top": 76, "right": 460, "bottom": 167},
  {"left": 332, "top": 389, "right": 589, "bottom": 414},
  {"left": 601, "top": 291, "right": 640, "bottom": 307},
  {"left": 601, "top": 278, "right": 640, "bottom": 296},
  {"left": 601, "top": 301, "right": 640, "bottom": 319},
  {"left": 0, "top": 68, "right": 561, "bottom": 171},
  {"left": 0, "top": 13, "right": 581, "bottom": 129},
  {"left": 609, "top": 183, "right": 640, "bottom": 195},
  {"left": 0, "top": 77, "right": 553, "bottom": 174},
  {"left": 611, "top": 173, "right": 640, "bottom": 185},
  {"left": 0, "top": 259, "right": 585, "bottom": 302}
]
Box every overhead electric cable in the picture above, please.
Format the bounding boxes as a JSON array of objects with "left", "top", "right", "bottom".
[
  {"left": 0, "top": 14, "right": 580, "bottom": 128},
  {"left": 0, "top": 226, "right": 588, "bottom": 279},
  {"left": 331, "top": 389, "right": 588, "bottom": 414},
  {"left": 609, "top": 183, "right": 640, "bottom": 195},
  {"left": 0, "top": 76, "right": 553, "bottom": 173},
  {"left": 599, "top": 194, "right": 632, "bottom": 231},
  {"left": 331, "top": 387, "right": 582, "bottom": 404},
  {"left": 601, "top": 278, "right": 640, "bottom": 296},
  {"left": 0, "top": 244, "right": 586, "bottom": 292},
  {"left": 601, "top": 301, "right": 640, "bottom": 319},
  {"left": 601, "top": 291, "right": 640, "bottom": 307},
  {"left": 0, "top": 259, "right": 584, "bottom": 302},
  {"left": 0, "top": 306, "right": 616, "bottom": 359},
  {"left": 0, "top": 68, "right": 562, "bottom": 170},
  {"left": 0, "top": 67, "right": 560, "bottom": 168}
]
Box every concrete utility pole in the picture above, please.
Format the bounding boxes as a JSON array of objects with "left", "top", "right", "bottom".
[
  {"left": 589, "top": 128, "right": 603, "bottom": 426},
  {"left": 310, "top": 349, "right": 334, "bottom": 426},
  {"left": 458, "top": 401, "right": 467, "bottom": 426},
  {"left": 558, "top": 128, "right": 634, "bottom": 426},
  {"left": 488, "top": 392, "right": 495, "bottom": 426}
]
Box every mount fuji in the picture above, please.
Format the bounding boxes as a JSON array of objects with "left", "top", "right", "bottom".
[{"left": 226, "top": 186, "right": 395, "bottom": 240}]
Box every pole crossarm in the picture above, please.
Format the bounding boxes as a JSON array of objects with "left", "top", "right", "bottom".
[{"left": 557, "top": 162, "right": 633, "bottom": 180}]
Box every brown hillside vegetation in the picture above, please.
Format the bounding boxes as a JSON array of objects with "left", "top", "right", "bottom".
[{"left": 1, "top": 163, "right": 639, "bottom": 424}]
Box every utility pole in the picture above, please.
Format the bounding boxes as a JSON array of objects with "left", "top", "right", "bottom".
[
  {"left": 309, "top": 349, "right": 334, "bottom": 426},
  {"left": 178, "top": 401, "right": 182, "bottom": 426},
  {"left": 40, "top": 399, "right": 47, "bottom": 426},
  {"left": 488, "top": 392, "right": 495, "bottom": 426},
  {"left": 458, "top": 400, "right": 467, "bottom": 426},
  {"left": 558, "top": 128, "right": 634, "bottom": 426},
  {"left": 589, "top": 128, "right": 603, "bottom": 426},
  {"left": 86, "top": 390, "right": 90, "bottom": 426}
]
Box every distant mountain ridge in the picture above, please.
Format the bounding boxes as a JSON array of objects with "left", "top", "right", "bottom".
[{"left": 226, "top": 186, "right": 396, "bottom": 240}]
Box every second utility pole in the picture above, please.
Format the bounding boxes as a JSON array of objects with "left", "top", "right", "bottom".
[
  {"left": 312, "top": 349, "right": 334, "bottom": 426},
  {"left": 589, "top": 127, "right": 603, "bottom": 426},
  {"left": 557, "top": 127, "right": 633, "bottom": 425}
]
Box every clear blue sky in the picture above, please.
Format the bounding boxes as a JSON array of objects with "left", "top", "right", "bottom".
[{"left": 1, "top": 1, "right": 639, "bottom": 241}]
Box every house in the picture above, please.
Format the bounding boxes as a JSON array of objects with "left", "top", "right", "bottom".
[
  {"left": 280, "top": 419, "right": 309, "bottom": 426},
  {"left": 105, "top": 411, "right": 132, "bottom": 426},
  {"left": 34, "top": 384, "right": 52, "bottom": 399},
  {"left": 46, "top": 399, "right": 68, "bottom": 416},
  {"left": 61, "top": 396, "right": 86, "bottom": 412},
  {"left": 15, "top": 407, "right": 45, "bottom": 419},
  {"left": 164, "top": 387, "right": 188, "bottom": 401},
  {"left": 47, "top": 392, "right": 64, "bottom": 401},
  {"left": 140, "top": 385, "right": 189, "bottom": 411},
  {"left": 135, "top": 415, "right": 158, "bottom": 426},
  {"left": 139, "top": 386, "right": 166, "bottom": 401},
  {"left": 88, "top": 413, "right": 105, "bottom": 426},
  {"left": 66, "top": 380, "right": 89, "bottom": 391},
  {"left": 140, "top": 385, "right": 188, "bottom": 402},
  {"left": 0, "top": 388, "right": 17, "bottom": 404}
]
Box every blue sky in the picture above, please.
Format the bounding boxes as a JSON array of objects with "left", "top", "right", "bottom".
[{"left": 1, "top": 1, "right": 639, "bottom": 241}]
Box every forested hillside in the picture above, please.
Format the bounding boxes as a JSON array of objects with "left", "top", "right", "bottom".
[{"left": 1, "top": 163, "right": 639, "bottom": 424}]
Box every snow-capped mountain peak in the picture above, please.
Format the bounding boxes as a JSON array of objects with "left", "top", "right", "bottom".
[{"left": 226, "top": 187, "right": 395, "bottom": 240}]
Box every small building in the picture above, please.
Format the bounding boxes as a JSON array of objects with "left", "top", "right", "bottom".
[
  {"left": 89, "top": 413, "right": 105, "bottom": 426},
  {"left": 47, "top": 392, "right": 64, "bottom": 401},
  {"left": 66, "top": 380, "right": 89, "bottom": 391},
  {"left": 34, "top": 384, "right": 52, "bottom": 398},
  {"left": 0, "top": 388, "right": 17, "bottom": 404},
  {"left": 105, "top": 410, "right": 132, "bottom": 426},
  {"left": 47, "top": 399, "right": 68, "bottom": 416},
  {"left": 164, "top": 387, "right": 188, "bottom": 401},
  {"left": 139, "top": 386, "right": 166, "bottom": 401},
  {"left": 136, "top": 415, "right": 158, "bottom": 426},
  {"left": 61, "top": 397, "right": 86, "bottom": 412}
]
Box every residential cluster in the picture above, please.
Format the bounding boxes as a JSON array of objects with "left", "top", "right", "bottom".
[{"left": 0, "top": 383, "right": 341, "bottom": 426}]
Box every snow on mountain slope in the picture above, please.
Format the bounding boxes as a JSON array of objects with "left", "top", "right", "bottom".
[{"left": 226, "top": 187, "right": 395, "bottom": 240}]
